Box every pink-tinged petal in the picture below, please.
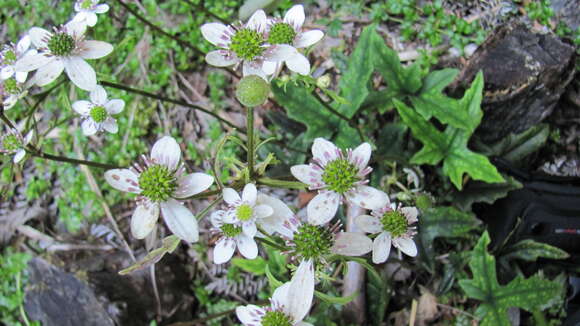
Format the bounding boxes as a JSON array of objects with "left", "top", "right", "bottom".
[
  {"left": 205, "top": 50, "right": 238, "bottom": 67},
  {"left": 242, "top": 221, "right": 257, "bottom": 237},
  {"left": 210, "top": 210, "right": 226, "bottom": 228},
  {"left": 285, "top": 52, "right": 310, "bottom": 75},
  {"left": 241, "top": 183, "right": 257, "bottom": 205},
  {"left": 312, "top": 138, "right": 340, "bottom": 166},
  {"left": 33, "top": 58, "right": 64, "bottom": 86},
  {"left": 90, "top": 84, "right": 107, "bottom": 104},
  {"left": 263, "top": 44, "right": 296, "bottom": 62},
  {"left": 253, "top": 204, "right": 273, "bottom": 219},
  {"left": 284, "top": 5, "right": 305, "bottom": 31},
  {"left": 242, "top": 60, "right": 267, "bottom": 80},
  {"left": 307, "top": 191, "right": 340, "bottom": 225},
  {"left": 80, "top": 40, "right": 113, "bottom": 59},
  {"left": 236, "top": 305, "right": 265, "bottom": 325},
  {"left": 246, "top": 9, "right": 267, "bottom": 33},
  {"left": 332, "top": 232, "right": 372, "bottom": 256},
  {"left": 160, "top": 198, "right": 199, "bottom": 243},
  {"left": 95, "top": 4, "right": 109, "bottom": 13},
  {"left": 13, "top": 149, "right": 26, "bottom": 163},
  {"left": 15, "top": 53, "right": 53, "bottom": 72},
  {"left": 401, "top": 207, "right": 419, "bottom": 224},
  {"left": 393, "top": 237, "right": 418, "bottom": 257},
  {"left": 223, "top": 187, "right": 241, "bottom": 205},
  {"left": 102, "top": 118, "right": 118, "bottom": 134},
  {"left": 28, "top": 27, "right": 51, "bottom": 48},
  {"left": 262, "top": 60, "right": 279, "bottom": 75},
  {"left": 290, "top": 164, "right": 321, "bottom": 186},
  {"left": 236, "top": 234, "right": 258, "bottom": 259},
  {"left": 256, "top": 194, "right": 295, "bottom": 237},
  {"left": 294, "top": 30, "right": 324, "bottom": 48},
  {"left": 354, "top": 214, "right": 382, "bottom": 234},
  {"left": 214, "top": 238, "right": 236, "bottom": 264},
  {"left": 130, "top": 203, "right": 160, "bottom": 239},
  {"left": 63, "top": 57, "right": 96, "bottom": 91},
  {"left": 373, "top": 232, "right": 392, "bottom": 264},
  {"left": 16, "top": 35, "right": 31, "bottom": 54},
  {"left": 104, "top": 169, "right": 142, "bottom": 193},
  {"left": 287, "top": 259, "right": 314, "bottom": 322},
  {"left": 81, "top": 119, "right": 98, "bottom": 136},
  {"left": 350, "top": 142, "right": 372, "bottom": 171},
  {"left": 72, "top": 100, "right": 91, "bottom": 116},
  {"left": 201, "top": 23, "right": 230, "bottom": 46},
  {"left": 105, "top": 99, "right": 125, "bottom": 114},
  {"left": 272, "top": 282, "right": 291, "bottom": 305},
  {"left": 346, "top": 186, "right": 389, "bottom": 211},
  {"left": 151, "top": 136, "right": 181, "bottom": 171},
  {"left": 173, "top": 172, "right": 214, "bottom": 199},
  {"left": 64, "top": 21, "right": 87, "bottom": 37}
]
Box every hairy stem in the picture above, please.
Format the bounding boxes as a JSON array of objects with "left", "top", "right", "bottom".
[{"left": 246, "top": 107, "right": 255, "bottom": 178}]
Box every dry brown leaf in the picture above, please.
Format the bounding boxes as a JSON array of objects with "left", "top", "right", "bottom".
[{"left": 417, "top": 286, "right": 439, "bottom": 326}]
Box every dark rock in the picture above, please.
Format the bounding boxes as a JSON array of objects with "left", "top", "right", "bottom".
[{"left": 551, "top": 0, "right": 580, "bottom": 31}]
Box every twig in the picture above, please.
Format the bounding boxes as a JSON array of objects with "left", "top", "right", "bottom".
[{"left": 409, "top": 299, "right": 418, "bottom": 326}]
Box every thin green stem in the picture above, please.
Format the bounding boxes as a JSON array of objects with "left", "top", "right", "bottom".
[
  {"left": 196, "top": 195, "right": 223, "bottom": 220},
  {"left": 256, "top": 237, "right": 288, "bottom": 251},
  {"left": 16, "top": 272, "right": 31, "bottom": 326},
  {"left": 257, "top": 177, "right": 306, "bottom": 190},
  {"left": 246, "top": 107, "right": 255, "bottom": 178}
]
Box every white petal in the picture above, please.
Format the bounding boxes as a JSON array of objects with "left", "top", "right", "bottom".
[
  {"left": 210, "top": 210, "right": 226, "bottom": 227},
  {"left": 28, "top": 27, "right": 51, "bottom": 48},
  {"left": 346, "top": 186, "right": 389, "bottom": 211},
  {"left": 294, "top": 30, "right": 324, "bottom": 48},
  {"left": 205, "top": 50, "right": 238, "bottom": 67},
  {"left": 262, "top": 60, "right": 278, "bottom": 75},
  {"left": 85, "top": 12, "right": 98, "bottom": 27},
  {"left": 312, "top": 138, "right": 340, "bottom": 166},
  {"left": 236, "top": 234, "right": 258, "bottom": 259},
  {"left": 201, "top": 23, "right": 230, "bottom": 46},
  {"left": 263, "top": 44, "right": 296, "bottom": 62},
  {"left": 287, "top": 259, "right": 314, "bottom": 322},
  {"left": 151, "top": 136, "right": 181, "bottom": 171},
  {"left": 102, "top": 118, "right": 118, "bottom": 134},
  {"left": 296, "top": 323, "right": 314, "bottom": 326},
  {"left": 241, "top": 183, "right": 257, "bottom": 205},
  {"left": 242, "top": 60, "right": 267, "bottom": 80},
  {"left": 290, "top": 164, "right": 321, "bottom": 186},
  {"left": 95, "top": 4, "right": 109, "bottom": 13},
  {"left": 285, "top": 52, "right": 310, "bottom": 75},
  {"left": 130, "top": 203, "right": 160, "bottom": 239},
  {"left": 350, "top": 142, "right": 372, "bottom": 171},
  {"left": 331, "top": 232, "right": 372, "bottom": 256},
  {"left": 80, "top": 40, "right": 113, "bottom": 59},
  {"left": 173, "top": 172, "right": 214, "bottom": 199},
  {"left": 63, "top": 57, "right": 96, "bottom": 91},
  {"left": 256, "top": 194, "right": 295, "bottom": 237},
  {"left": 354, "top": 215, "right": 382, "bottom": 234},
  {"left": 401, "top": 207, "right": 419, "bottom": 224},
  {"left": 223, "top": 187, "right": 241, "bottom": 205},
  {"left": 15, "top": 53, "right": 53, "bottom": 72},
  {"left": 160, "top": 198, "right": 199, "bottom": 243},
  {"left": 13, "top": 149, "right": 26, "bottom": 163},
  {"left": 104, "top": 169, "right": 141, "bottom": 193},
  {"left": 284, "top": 5, "right": 305, "bottom": 30},
  {"left": 33, "top": 58, "right": 64, "bottom": 86},
  {"left": 1, "top": 66, "right": 15, "bottom": 80},
  {"left": 272, "top": 282, "right": 291, "bottom": 305},
  {"left": 72, "top": 100, "right": 92, "bottom": 115},
  {"left": 105, "top": 99, "right": 125, "bottom": 114},
  {"left": 73, "top": 11, "right": 87, "bottom": 23},
  {"left": 393, "top": 237, "right": 418, "bottom": 257},
  {"left": 214, "top": 238, "right": 236, "bottom": 264},
  {"left": 242, "top": 221, "right": 257, "bottom": 237},
  {"left": 90, "top": 84, "right": 108, "bottom": 104},
  {"left": 307, "top": 191, "right": 340, "bottom": 225},
  {"left": 236, "top": 305, "right": 265, "bottom": 325},
  {"left": 15, "top": 71, "right": 28, "bottom": 83},
  {"left": 16, "top": 35, "right": 31, "bottom": 54},
  {"left": 81, "top": 119, "right": 98, "bottom": 135},
  {"left": 24, "top": 131, "right": 34, "bottom": 144},
  {"left": 372, "top": 232, "right": 392, "bottom": 264},
  {"left": 246, "top": 9, "right": 267, "bottom": 33},
  {"left": 64, "top": 21, "right": 87, "bottom": 37},
  {"left": 253, "top": 204, "right": 273, "bottom": 219}
]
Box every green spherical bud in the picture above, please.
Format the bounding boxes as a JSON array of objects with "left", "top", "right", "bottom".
[
  {"left": 261, "top": 310, "right": 293, "bottom": 326},
  {"left": 381, "top": 210, "right": 408, "bottom": 238},
  {"left": 48, "top": 33, "right": 76, "bottom": 56},
  {"left": 230, "top": 28, "right": 264, "bottom": 61},
  {"left": 138, "top": 164, "right": 177, "bottom": 202},
  {"left": 316, "top": 75, "right": 331, "bottom": 89},
  {"left": 414, "top": 194, "right": 433, "bottom": 210},
  {"left": 267, "top": 23, "right": 296, "bottom": 45},
  {"left": 235, "top": 75, "right": 270, "bottom": 107},
  {"left": 3, "top": 78, "right": 19, "bottom": 95},
  {"left": 89, "top": 105, "right": 107, "bottom": 123},
  {"left": 2, "top": 134, "right": 20, "bottom": 152},
  {"left": 221, "top": 223, "right": 243, "bottom": 238},
  {"left": 3, "top": 50, "right": 17, "bottom": 65},
  {"left": 293, "top": 224, "right": 333, "bottom": 260},
  {"left": 321, "top": 159, "right": 360, "bottom": 194}
]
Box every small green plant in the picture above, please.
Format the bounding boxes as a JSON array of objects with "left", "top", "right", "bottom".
[{"left": 0, "top": 249, "right": 36, "bottom": 326}]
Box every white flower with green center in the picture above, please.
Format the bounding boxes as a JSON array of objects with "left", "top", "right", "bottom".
[
  {"left": 222, "top": 183, "right": 274, "bottom": 236},
  {"left": 72, "top": 85, "right": 124, "bottom": 135},
  {"left": 210, "top": 209, "right": 259, "bottom": 264},
  {"left": 236, "top": 259, "right": 315, "bottom": 326},
  {"left": 291, "top": 138, "right": 389, "bottom": 226},
  {"left": 1, "top": 78, "right": 27, "bottom": 110},
  {"left": 104, "top": 136, "right": 214, "bottom": 243},
  {"left": 355, "top": 202, "right": 418, "bottom": 264},
  {"left": 73, "top": 0, "right": 109, "bottom": 27},
  {"left": 14, "top": 21, "right": 113, "bottom": 91},
  {"left": 1, "top": 35, "right": 37, "bottom": 83},
  {"left": 0, "top": 128, "right": 33, "bottom": 164},
  {"left": 201, "top": 10, "right": 296, "bottom": 80},
  {"left": 262, "top": 5, "right": 324, "bottom": 76}
]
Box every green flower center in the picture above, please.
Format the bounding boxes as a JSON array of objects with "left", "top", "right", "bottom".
[
  {"left": 47, "top": 33, "right": 76, "bottom": 56},
  {"left": 381, "top": 210, "right": 408, "bottom": 238},
  {"left": 2, "top": 135, "right": 20, "bottom": 152},
  {"left": 230, "top": 28, "right": 264, "bottom": 61},
  {"left": 236, "top": 204, "right": 253, "bottom": 221},
  {"left": 221, "top": 223, "right": 243, "bottom": 238},
  {"left": 268, "top": 23, "right": 296, "bottom": 45},
  {"left": 89, "top": 105, "right": 107, "bottom": 123},
  {"left": 138, "top": 164, "right": 177, "bottom": 202},
  {"left": 3, "top": 79, "right": 19, "bottom": 95},
  {"left": 261, "top": 310, "right": 293, "bottom": 326},
  {"left": 80, "top": 0, "right": 93, "bottom": 9},
  {"left": 293, "top": 224, "right": 333, "bottom": 260},
  {"left": 321, "top": 159, "right": 360, "bottom": 194},
  {"left": 3, "top": 50, "right": 16, "bottom": 65}
]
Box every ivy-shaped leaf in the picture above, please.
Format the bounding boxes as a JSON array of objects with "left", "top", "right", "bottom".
[
  {"left": 454, "top": 175, "right": 522, "bottom": 211},
  {"left": 119, "top": 235, "right": 180, "bottom": 275},
  {"left": 500, "top": 239, "right": 569, "bottom": 262},
  {"left": 458, "top": 232, "right": 563, "bottom": 326}
]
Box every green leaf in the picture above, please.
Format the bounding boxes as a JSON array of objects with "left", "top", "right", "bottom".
[
  {"left": 401, "top": 63, "right": 423, "bottom": 94},
  {"left": 409, "top": 93, "right": 467, "bottom": 129},
  {"left": 458, "top": 232, "right": 563, "bottom": 325},
  {"left": 314, "top": 290, "right": 358, "bottom": 305},
  {"left": 501, "top": 239, "right": 570, "bottom": 262},
  {"left": 481, "top": 124, "right": 550, "bottom": 164},
  {"left": 454, "top": 175, "right": 522, "bottom": 211},
  {"left": 420, "top": 68, "right": 459, "bottom": 94},
  {"left": 231, "top": 257, "right": 267, "bottom": 275},
  {"left": 119, "top": 235, "right": 180, "bottom": 275},
  {"left": 265, "top": 264, "right": 283, "bottom": 290}
]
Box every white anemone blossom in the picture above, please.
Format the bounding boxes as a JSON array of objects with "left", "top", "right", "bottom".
[
  {"left": 223, "top": 183, "right": 274, "bottom": 235},
  {"left": 72, "top": 85, "right": 124, "bottom": 135},
  {"left": 236, "top": 259, "right": 315, "bottom": 326},
  {"left": 1, "top": 35, "right": 37, "bottom": 83},
  {"left": 104, "top": 136, "right": 214, "bottom": 243},
  {"left": 355, "top": 202, "right": 419, "bottom": 264},
  {"left": 1, "top": 78, "right": 26, "bottom": 110},
  {"left": 0, "top": 128, "right": 33, "bottom": 164},
  {"left": 201, "top": 10, "right": 296, "bottom": 80},
  {"left": 15, "top": 21, "right": 113, "bottom": 91},
  {"left": 263, "top": 4, "right": 324, "bottom": 76},
  {"left": 291, "top": 138, "right": 388, "bottom": 226},
  {"left": 73, "top": 0, "right": 110, "bottom": 27},
  {"left": 210, "top": 209, "right": 259, "bottom": 264}
]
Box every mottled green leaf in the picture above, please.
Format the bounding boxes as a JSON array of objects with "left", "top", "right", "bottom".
[
  {"left": 119, "top": 235, "right": 180, "bottom": 275},
  {"left": 483, "top": 124, "right": 550, "bottom": 164},
  {"left": 420, "top": 68, "right": 459, "bottom": 94},
  {"left": 501, "top": 239, "right": 569, "bottom": 262},
  {"left": 454, "top": 175, "right": 522, "bottom": 211},
  {"left": 410, "top": 93, "right": 466, "bottom": 128}
]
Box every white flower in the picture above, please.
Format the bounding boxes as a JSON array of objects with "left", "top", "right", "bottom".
[
  {"left": 72, "top": 85, "right": 124, "bottom": 135},
  {"left": 263, "top": 4, "right": 324, "bottom": 76},
  {"left": 222, "top": 183, "right": 274, "bottom": 235},
  {"left": 236, "top": 259, "right": 315, "bottom": 326},
  {"left": 73, "top": 0, "right": 109, "bottom": 27},
  {"left": 255, "top": 193, "right": 295, "bottom": 238},
  {"left": 355, "top": 202, "right": 419, "bottom": 264},
  {"left": 1, "top": 35, "right": 37, "bottom": 83},
  {"left": 1, "top": 78, "right": 27, "bottom": 110},
  {"left": 0, "top": 128, "right": 33, "bottom": 164},
  {"left": 210, "top": 209, "right": 258, "bottom": 264},
  {"left": 201, "top": 10, "right": 296, "bottom": 80},
  {"left": 291, "top": 138, "right": 389, "bottom": 226},
  {"left": 104, "top": 136, "right": 214, "bottom": 243},
  {"left": 15, "top": 21, "right": 113, "bottom": 91}
]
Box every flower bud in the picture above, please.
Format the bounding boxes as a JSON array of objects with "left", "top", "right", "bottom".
[
  {"left": 316, "top": 75, "right": 330, "bottom": 89},
  {"left": 235, "top": 75, "right": 270, "bottom": 107}
]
